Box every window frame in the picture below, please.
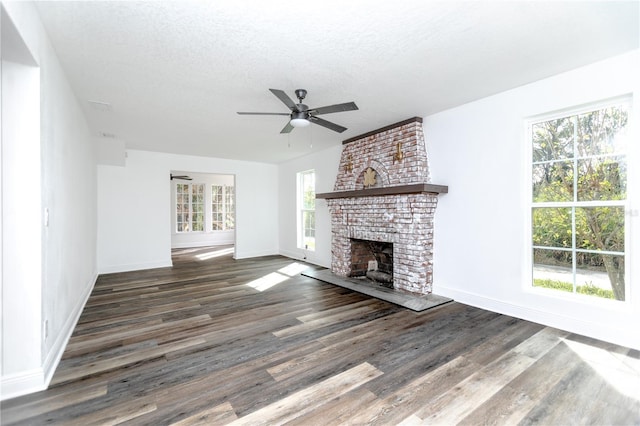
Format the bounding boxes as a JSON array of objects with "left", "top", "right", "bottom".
[
  {"left": 297, "top": 169, "right": 316, "bottom": 251},
  {"left": 211, "top": 184, "right": 235, "bottom": 231},
  {"left": 525, "top": 96, "right": 631, "bottom": 304},
  {"left": 176, "top": 182, "right": 206, "bottom": 233}
]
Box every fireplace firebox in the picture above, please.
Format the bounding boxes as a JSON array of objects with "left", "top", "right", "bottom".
[{"left": 350, "top": 239, "right": 393, "bottom": 287}]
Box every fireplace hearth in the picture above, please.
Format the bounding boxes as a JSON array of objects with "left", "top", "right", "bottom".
[{"left": 317, "top": 117, "right": 447, "bottom": 296}]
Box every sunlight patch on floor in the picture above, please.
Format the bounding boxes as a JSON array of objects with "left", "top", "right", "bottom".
[
  {"left": 195, "top": 247, "right": 234, "bottom": 260},
  {"left": 278, "top": 262, "right": 309, "bottom": 277},
  {"left": 247, "top": 272, "right": 289, "bottom": 292},
  {"left": 563, "top": 337, "right": 640, "bottom": 401},
  {"left": 245, "top": 262, "right": 309, "bottom": 292}
]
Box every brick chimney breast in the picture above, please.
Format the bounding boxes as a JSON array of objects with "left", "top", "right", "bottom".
[{"left": 317, "top": 117, "right": 447, "bottom": 296}]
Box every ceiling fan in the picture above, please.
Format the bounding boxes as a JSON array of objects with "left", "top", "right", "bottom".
[
  {"left": 237, "top": 89, "right": 358, "bottom": 134},
  {"left": 170, "top": 173, "right": 192, "bottom": 181}
]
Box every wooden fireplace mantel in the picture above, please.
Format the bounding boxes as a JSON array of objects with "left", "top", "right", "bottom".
[{"left": 316, "top": 183, "right": 448, "bottom": 200}]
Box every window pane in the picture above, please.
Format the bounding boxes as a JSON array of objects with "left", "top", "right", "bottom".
[
  {"left": 225, "top": 185, "right": 235, "bottom": 230},
  {"left": 575, "top": 207, "right": 624, "bottom": 253},
  {"left": 302, "top": 173, "right": 315, "bottom": 210},
  {"left": 576, "top": 106, "right": 628, "bottom": 156},
  {"left": 574, "top": 253, "right": 624, "bottom": 301},
  {"left": 532, "top": 117, "right": 574, "bottom": 162},
  {"left": 533, "top": 248, "right": 573, "bottom": 292},
  {"left": 298, "top": 171, "right": 315, "bottom": 250},
  {"left": 532, "top": 207, "right": 572, "bottom": 249},
  {"left": 577, "top": 156, "right": 626, "bottom": 201},
  {"left": 532, "top": 161, "right": 573, "bottom": 202}
]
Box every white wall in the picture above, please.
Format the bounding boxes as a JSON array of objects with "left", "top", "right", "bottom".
[
  {"left": 97, "top": 150, "right": 278, "bottom": 273},
  {"left": 425, "top": 50, "right": 640, "bottom": 350},
  {"left": 170, "top": 171, "right": 235, "bottom": 248},
  {"left": 2, "top": 34, "right": 42, "bottom": 382},
  {"left": 278, "top": 145, "right": 341, "bottom": 267},
  {"left": 1, "top": 3, "right": 97, "bottom": 400}
]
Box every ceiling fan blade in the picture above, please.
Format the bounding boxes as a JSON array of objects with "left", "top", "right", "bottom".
[
  {"left": 237, "top": 112, "right": 290, "bottom": 116},
  {"left": 310, "top": 102, "right": 358, "bottom": 115},
  {"left": 269, "top": 89, "right": 297, "bottom": 111},
  {"left": 309, "top": 116, "right": 347, "bottom": 133},
  {"left": 280, "top": 121, "right": 294, "bottom": 134}
]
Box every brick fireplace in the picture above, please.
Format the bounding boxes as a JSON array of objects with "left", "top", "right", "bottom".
[{"left": 316, "top": 117, "right": 447, "bottom": 295}]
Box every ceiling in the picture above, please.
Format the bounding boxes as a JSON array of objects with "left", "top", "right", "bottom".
[{"left": 34, "top": 1, "right": 639, "bottom": 164}]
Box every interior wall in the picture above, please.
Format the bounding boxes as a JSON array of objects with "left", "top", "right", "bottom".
[
  {"left": 278, "top": 145, "right": 341, "bottom": 268},
  {"left": 170, "top": 171, "right": 235, "bottom": 248},
  {"left": 425, "top": 50, "right": 640, "bottom": 350},
  {"left": 1, "top": 2, "right": 97, "bottom": 400},
  {"left": 97, "top": 150, "right": 278, "bottom": 273},
  {"left": 1, "top": 19, "right": 42, "bottom": 382}
]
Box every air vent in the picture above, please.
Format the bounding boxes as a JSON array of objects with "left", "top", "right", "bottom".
[{"left": 97, "top": 131, "right": 116, "bottom": 139}]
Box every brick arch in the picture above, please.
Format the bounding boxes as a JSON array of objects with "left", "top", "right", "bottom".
[{"left": 354, "top": 159, "right": 390, "bottom": 189}]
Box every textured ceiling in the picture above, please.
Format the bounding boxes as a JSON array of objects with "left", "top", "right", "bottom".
[{"left": 35, "top": 1, "right": 639, "bottom": 163}]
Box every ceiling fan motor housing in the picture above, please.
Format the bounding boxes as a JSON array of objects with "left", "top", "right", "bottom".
[{"left": 291, "top": 111, "right": 309, "bottom": 120}]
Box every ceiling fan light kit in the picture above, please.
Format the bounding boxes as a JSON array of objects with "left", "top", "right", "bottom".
[
  {"left": 290, "top": 111, "right": 311, "bottom": 127},
  {"left": 237, "top": 88, "right": 358, "bottom": 134}
]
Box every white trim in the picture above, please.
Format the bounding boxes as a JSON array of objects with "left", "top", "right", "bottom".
[
  {"left": 0, "top": 368, "right": 46, "bottom": 401},
  {"left": 436, "top": 285, "right": 640, "bottom": 350},
  {"left": 98, "top": 260, "right": 173, "bottom": 274},
  {"left": 171, "top": 240, "right": 234, "bottom": 249},
  {"left": 279, "top": 249, "right": 330, "bottom": 269},
  {"left": 234, "top": 249, "right": 279, "bottom": 260},
  {"left": 42, "top": 273, "right": 97, "bottom": 388},
  {"left": 526, "top": 94, "right": 633, "bottom": 124}
]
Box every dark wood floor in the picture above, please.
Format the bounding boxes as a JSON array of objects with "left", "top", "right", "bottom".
[{"left": 2, "top": 246, "right": 639, "bottom": 425}]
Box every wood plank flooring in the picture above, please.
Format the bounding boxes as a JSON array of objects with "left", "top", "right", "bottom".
[{"left": 2, "top": 246, "right": 639, "bottom": 425}]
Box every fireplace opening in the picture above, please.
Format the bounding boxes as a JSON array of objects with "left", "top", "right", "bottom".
[{"left": 350, "top": 239, "right": 393, "bottom": 287}]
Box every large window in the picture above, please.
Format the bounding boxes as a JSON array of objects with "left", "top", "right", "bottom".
[
  {"left": 530, "top": 101, "right": 629, "bottom": 301},
  {"left": 176, "top": 182, "right": 234, "bottom": 233},
  {"left": 212, "top": 185, "right": 235, "bottom": 231},
  {"left": 298, "top": 170, "right": 315, "bottom": 250},
  {"left": 176, "top": 183, "right": 205, "bottom": 232}
]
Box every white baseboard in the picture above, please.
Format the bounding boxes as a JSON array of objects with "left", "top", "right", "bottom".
[
  {"left": 279, "top": 249, "right": 330, "bottom": 268},
  {"left": 234, "top": 249, "right": 278, "bottom": 260},
  {"left": 98, "top": 259, "right": 173, "bottom": 274},
  {"left": 0, "top": 368, "right": 46, "bottom": 401},
  {"left": 42, "top": 272, "right": 97, "bottom": 387},
  {"left": 171, "top": 240, "right": 234, "bottom": 249},
  {"left": 436, "top": 285, "right": 640, "bottom": 351},
  {"left": 1, "top": 273, "right": 98, "bottom": 401}
]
